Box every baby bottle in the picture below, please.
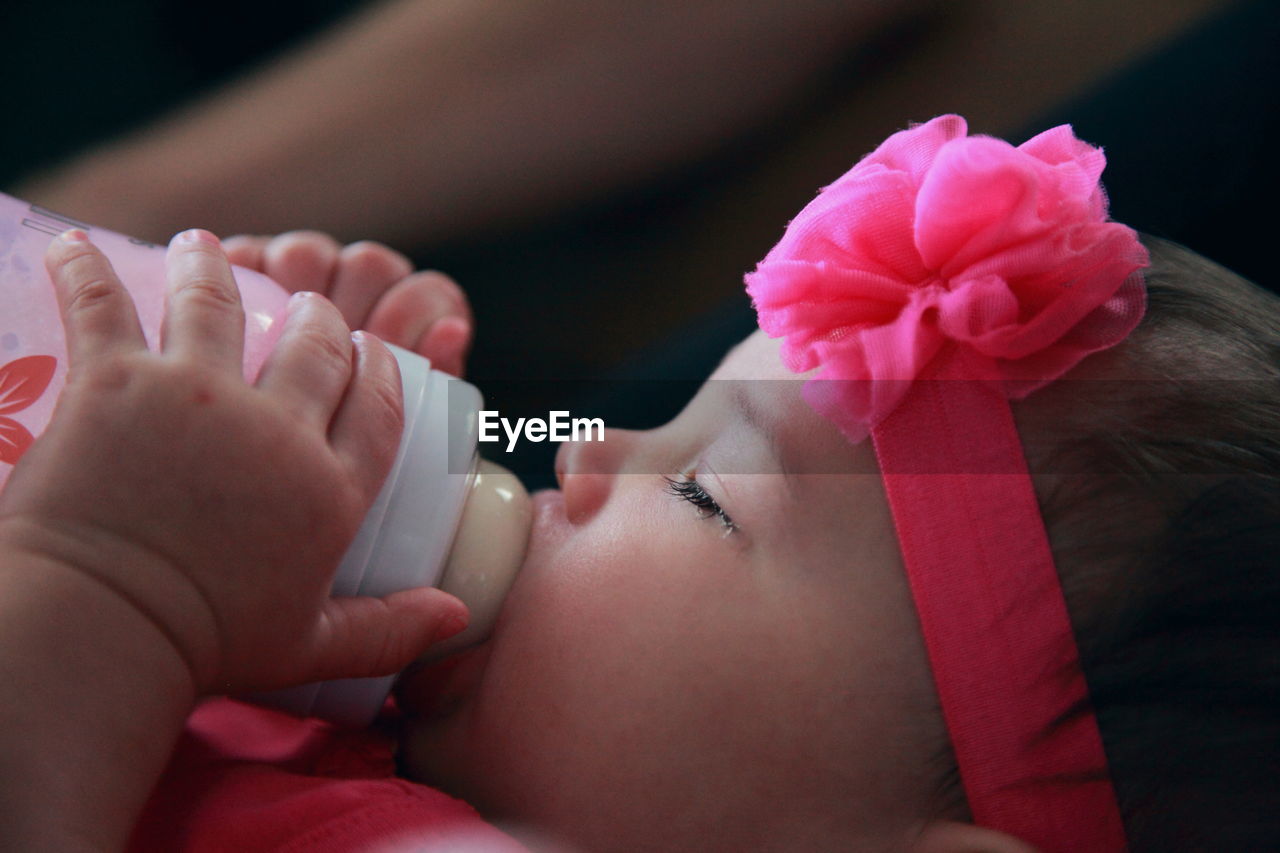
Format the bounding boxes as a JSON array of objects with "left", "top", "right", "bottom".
[{"left": 0, "top": 192, "right": 532, "bottom": 726}]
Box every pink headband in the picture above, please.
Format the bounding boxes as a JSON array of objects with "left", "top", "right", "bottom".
[{"left": 746, "top": 116, "right": 1147, "bottom": 851}]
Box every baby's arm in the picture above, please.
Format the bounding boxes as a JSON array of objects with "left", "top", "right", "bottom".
[
  {"left": 224, "top": 232, "right": 473, "bottom": 378},
  {"left": 0, "top": 230, "right": 466, "bottom": 851}
]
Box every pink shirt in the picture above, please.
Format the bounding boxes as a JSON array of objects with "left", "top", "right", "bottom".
[{"left": 130, "top": 699, "right": 526, "bottom": 852}]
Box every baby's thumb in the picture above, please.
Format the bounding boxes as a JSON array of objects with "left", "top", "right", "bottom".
[{"left": 307, "top": 589, "right": 469, "bottom": 682}]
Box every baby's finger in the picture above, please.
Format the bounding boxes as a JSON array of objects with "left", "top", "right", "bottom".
[
  {"left": 255, "top": 293, "right": 354, "bottom": 429},
  {"left": 303, "top": 588, "right": 468, "bottom": 683},
  {"left": 162, "top": 230, "right": 245, "bottom": 371},
  {"left": 43, "top": 230, "right": 147, "bottom": 367},
  {"left": 416, "top": 317, "right": 471, "bottom": 379},
  {"left": 222, "top": 235, "right": 270, "bottom": 271},
  {"left": 261, "top": 231, "right": 342, "bottom": 296},
  {"left": 365, "top": 272, "right": 472, "bottom": 376},
  {"left": 328, "top": 331, "right": 403, "bottom": 497},
  {"left": 328, "top": 241, "right": 414, "bottom": 329}
]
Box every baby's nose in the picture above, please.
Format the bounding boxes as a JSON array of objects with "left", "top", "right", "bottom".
[{"left": 554, "top": 428, "right": 636, "bottom": 523}]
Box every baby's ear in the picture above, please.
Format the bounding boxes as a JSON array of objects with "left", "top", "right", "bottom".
[{"left": 909, "top": 821, "right": 1041, "bottom": 853}]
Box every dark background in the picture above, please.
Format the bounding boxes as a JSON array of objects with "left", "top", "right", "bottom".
[{"left": 2, "top": 0, "right": 1274, "bottom": 485}]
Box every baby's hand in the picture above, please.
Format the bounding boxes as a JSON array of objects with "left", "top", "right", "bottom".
[
  {"left": 0, "top": 229, "right": 466, "bottom": 697},
  {"left": 224, "top": 232, "right": 472, "bottom": 377}
]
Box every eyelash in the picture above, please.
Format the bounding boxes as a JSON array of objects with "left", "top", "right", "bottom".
[{"left": 664, "top": 474, "right": 738, "bottom": 534}]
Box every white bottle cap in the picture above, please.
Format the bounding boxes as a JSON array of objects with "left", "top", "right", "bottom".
[{"left": 263, "top": 346, "right": 492, "bottom": 726}]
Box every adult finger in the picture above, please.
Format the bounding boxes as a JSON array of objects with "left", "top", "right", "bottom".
[
  {"left": 161, "top": 230, "right": 245, "bottom": 371},
  {"left": 43, "top": 230, "right": 147, "bottom": 368},
  {"left": 255, "top": 292, "right": 354, "bottom": 429}
]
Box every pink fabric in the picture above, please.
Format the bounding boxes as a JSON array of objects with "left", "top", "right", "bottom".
[
  {"left": 745, "top": 116, "right": 1144, "bottom": 851},
  {"left": 746, "top": 115, "right": 1146, "bottom": 441},
  {"left": 875, "top": 348, "right": 1128, "bottom": 851},
  {"left": 129, "top": 699, "right": 527, "bottom": 853}
]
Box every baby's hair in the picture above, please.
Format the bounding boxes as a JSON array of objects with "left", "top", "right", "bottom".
[{"left": 934, "top": 236, "right": 1280, "bottom": 850}]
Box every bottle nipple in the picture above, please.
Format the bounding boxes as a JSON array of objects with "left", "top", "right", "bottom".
[
  {"left": 250, "top": 347, "right": 530, "bottom": 724},
  {"left": 431, "top": 459, "right": 533, "bottom": 656}
]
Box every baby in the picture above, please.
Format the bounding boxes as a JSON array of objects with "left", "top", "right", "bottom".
[{"left": 1, "top": 117, "right": 1276, "bottom": 852}]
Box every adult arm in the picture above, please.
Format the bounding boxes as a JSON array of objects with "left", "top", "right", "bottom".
[{"left": 15, "top": 0, "right": 918, "bottom": 246}]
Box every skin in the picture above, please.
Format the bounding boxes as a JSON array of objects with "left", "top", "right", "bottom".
[
  {"left": 0, "top": 231, "right": 468, "bottom": 850},
  {"left": 394, "top": 331, "right": 1030, "bottom": 851},
  {"left": 14, "top": 0, "right": 916, "bottom": 246},
  {"left": 0, "top": 232, "right": 1035, "bottom": 851},
  {"left": 229, "top": 236, "right": 1038, "bottom": 850},
  {"left": 222, "top": 231, "right": 474, "bottom": 377}
]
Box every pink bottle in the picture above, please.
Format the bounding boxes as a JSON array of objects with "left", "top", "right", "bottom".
[
  {"left": 0, "top": 192, "right": 531, "bottom": 725},
  {"left": 0, "top": 198, "right": 290, "bottom": 467}
]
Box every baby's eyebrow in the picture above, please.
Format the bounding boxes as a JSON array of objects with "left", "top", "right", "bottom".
[{"left": 729, "top": 382, "right": 792, "bottom": 485}]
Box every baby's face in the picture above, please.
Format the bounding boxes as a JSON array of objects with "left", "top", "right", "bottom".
[{"left": 396, "top": 331, "right": 944, "bottom": 850}]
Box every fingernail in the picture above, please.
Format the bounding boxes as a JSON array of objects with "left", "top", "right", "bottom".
[
  {"left": 425, "top": 316, "right": 470, "bottom": 350},
  {"left": 432, "top": 611, "right": 469, "bottom": 644},
  {"left": 174, "top": 228, "right": 221, "bottom": 248},
  {"left": 59, "top": 228, "right": 89, "bottom": 243},
  {"left": 289, "top": 291, "right": 317, "bottom": 305}
]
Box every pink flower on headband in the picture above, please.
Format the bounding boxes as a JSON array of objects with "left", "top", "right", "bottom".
[{"left": 746, "top": 114, "right": 1148, "bottom": 441}]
